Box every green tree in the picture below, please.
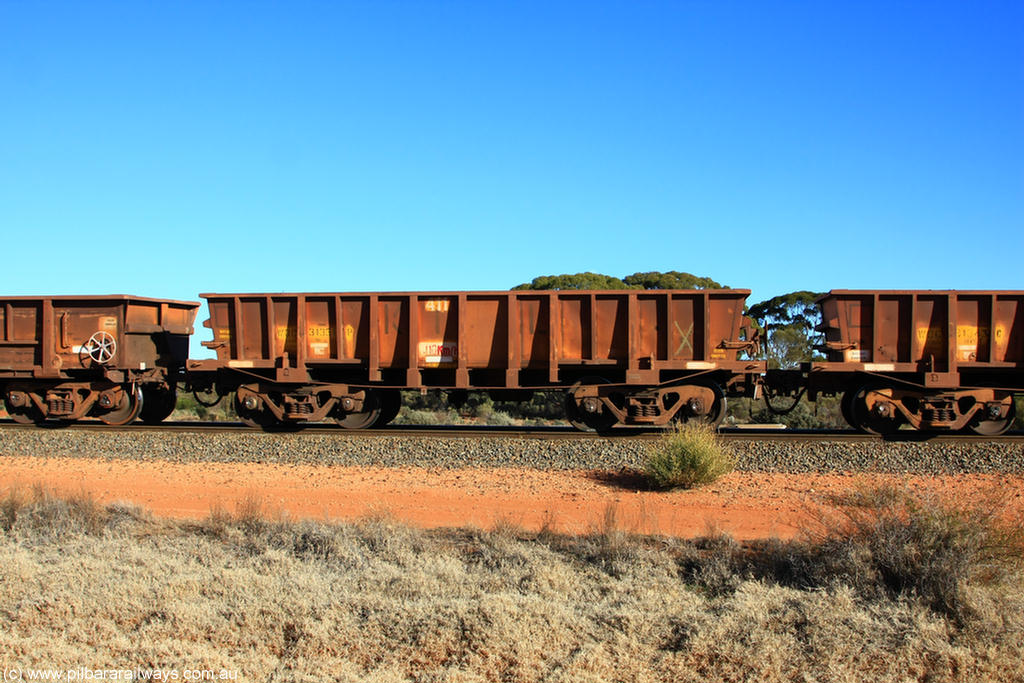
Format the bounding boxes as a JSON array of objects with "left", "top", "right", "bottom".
[
  {"left": 514, "top": 270, "right": 726, "bottom": 291},
  {"left": 622, "top": 271, "right": 725, "bottom": 289},
  {"left": 512, "top": 272, "right": 633, "bottom": 290},
  {"left": 746, "top": 291, "right": 824, "bottom": 369}
]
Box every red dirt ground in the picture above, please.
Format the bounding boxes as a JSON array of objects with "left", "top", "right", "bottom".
[{"left": 1, "top": 456, "right": 1022, "bottom": 539}]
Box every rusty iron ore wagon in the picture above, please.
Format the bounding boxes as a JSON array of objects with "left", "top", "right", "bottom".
[
  {"left": 0, "top": 295, "right": 199, "bottom": 424},
  {"left": 186, "top": 289, "right": 764, "bottom": 430},
  {"left": 3, "top": 288, "right": 1021, "bottom": 435},
  {"left": 766, "top": 290, "right": 1024, "bottom": 435}
]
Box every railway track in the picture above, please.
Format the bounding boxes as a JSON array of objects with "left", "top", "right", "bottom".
[{"left": 1, "top": 418, "right": 1021, "bottom": 444}]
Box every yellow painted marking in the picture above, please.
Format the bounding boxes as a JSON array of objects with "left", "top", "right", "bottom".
[
  {"left": 916, "top": 327, "right": 944, "bottom": 348},
  {"left": 307, "top": 325, "right": 331, "bottom": 358},
  {"left": 956, "top": 325, "right": 979, "bottom": 345},
  {"left": 342, "top": 324, "right": 356, "bottom": 358},
  {"left": 424, "top": 299, "right": 451, "bottom": 313},
  {"left": 955, "top": 325, "right": 989, "bottom": 361}
]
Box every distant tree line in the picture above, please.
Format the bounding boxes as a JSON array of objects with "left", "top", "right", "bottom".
[{"left": 513, "top": 271, "right": 725, "bottom": 291}]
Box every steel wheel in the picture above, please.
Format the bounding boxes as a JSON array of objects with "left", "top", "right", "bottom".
[
  {"left": 4, "top": 396, "right": 42, "bottom": 424},
  {"left": 140, "top": 385, "right": 178, "bottom": 425},
  {"left": 967, "top": 399, "right": 1016, "bottom": 436},
  {"left": 847, "top": 383, "right": 903, "bottom": 435},
  {"left": 564, "top": 378, "right": 619, "bottom": 433},
  {"left": 335, "top": 391, "right": 381, "bottom": 429},
  {"left": 99, "top": 386, "right": 143, "bottom": 425},
  {"left": 7, "top": 409, "right": 37, "bottom": 424},
  {"left": 840, "top": 389, "right": 856, "bottom": 429},
  {"left": 234, "top": 392, "right": 274, "bottom": 429},
  {"left": 372, "top": 390, "right": 402, "bottom": 428},
  {"left": 672, "top": 382, "right": 727, "bottom": 427}
]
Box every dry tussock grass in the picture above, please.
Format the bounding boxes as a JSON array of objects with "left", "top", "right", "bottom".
[{"left": 0, "top": 484, "right": 1022, "bottom": 682}]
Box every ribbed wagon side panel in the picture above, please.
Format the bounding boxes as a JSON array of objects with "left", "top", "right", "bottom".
[
  {"left": 995, "top": 294, "right": 1024, "bottom": 363},
  {"left": 818, "top": 290, "right": 1024, "bottom": 371},
  {"left": 0, "top": 300, "right": 42, "bottom": 369},
  {"left": 0, "top": 296, "right": 198, "bottom": 377},
  {"left": 200, "top": 289, "right": 755, "bottom": 389},
  {"left": 464, "top": 296, "right": 507, "bottom": 367},
  {"left": 516, "top": 295, "right": 550, "bottom": 368}
]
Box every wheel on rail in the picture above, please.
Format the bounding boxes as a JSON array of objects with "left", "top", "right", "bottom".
[
  {"left": 98, "top": 386, "right": 143, "bottom": 426},
  {"left": 671, "top": 381, "right": 727, "bottom": 427},
  {"left": 372, "top": 390, "right": 402, "bottom": 428},
  {"left": 840, "top": 389, "right": 856, "bottom": 428},
  {"left": 334, "top": 390, "right": 381, "bottom": 429},
  {"left": 4, "top": 394, "right": 44, "bottom": 424},
  {"left": 564, "top": 377, "right": 619, "bottom": 433},
  {"left": 966, "top": 397, "right": 1016, "bottom": 436},
  {"left": 140, "top": 384, "right": 178, "bottom": 425},
  {"left": 7, "top": 409, "right": 39, "bottom": 424},
  {"left": 234, "top": 391, "right": 276, "bottom": 429},
  {"left": 846, "top": 383, "right": 904, "bottom": 435}
]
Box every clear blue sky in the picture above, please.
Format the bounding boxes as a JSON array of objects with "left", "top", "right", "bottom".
[{"left": 2, "top": 1, "right": 1022, "bottom": 349}]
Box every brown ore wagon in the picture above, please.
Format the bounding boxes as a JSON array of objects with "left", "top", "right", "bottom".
[
  {"left": 188, "top": 289, "right": 764, "bottom": 430},
  {"left": 796, "top": 290, "right": 1024, "bottom": 435},
  {"left": 0, "top": 296, "right": 199, "bottom": 424}
]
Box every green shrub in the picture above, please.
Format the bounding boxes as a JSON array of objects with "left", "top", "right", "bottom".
[
  {"left": 394, "top": 407, "right": 448, "bottom": 425},
  {"left": 644, "top": 422, "right": 735, "bottom": 490},
  {"left": 484, "top": 410, "right": 517, "bottom": 426}
]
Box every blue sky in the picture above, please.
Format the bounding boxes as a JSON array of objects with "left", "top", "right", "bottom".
[{"left": 2, "top": 1, "right": 1021, "bottom": 354}]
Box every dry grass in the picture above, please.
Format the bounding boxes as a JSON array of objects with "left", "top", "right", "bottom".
[
  {"left": 644, "top": 421, "right": 735, "bottom": 490},
  {"left": 1, "top": 483, "right": 107, "bottom": 536},
  {"left": 0, "top": 484, "right": 1022, "bottom": 682},
  {"left": 794, "top": 482, "right": 1024, "bottom": 625}
]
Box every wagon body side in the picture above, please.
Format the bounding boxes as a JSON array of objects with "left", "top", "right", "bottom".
[
  {"left": 803, "top": 290, "right": 1023, "bottom": 434},
  {"left": 1, "top": 295, "right": 199, "bottom": 424},
  {"left": 189, "top": 290, "right": 765, "bottom": 429}
]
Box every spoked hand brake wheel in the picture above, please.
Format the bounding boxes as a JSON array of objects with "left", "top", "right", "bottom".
[{"left": 80, "top": 331, "right": 117, "bottom": 365}]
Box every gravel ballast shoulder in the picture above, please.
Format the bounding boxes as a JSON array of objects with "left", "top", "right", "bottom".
[{"left": 1, "top": 428, "right": 1022, "bottom": 474}]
